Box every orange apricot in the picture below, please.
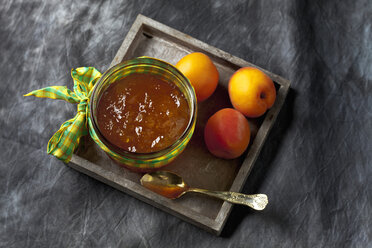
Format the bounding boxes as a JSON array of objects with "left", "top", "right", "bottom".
[
  {"left": 176, "top": 52, "right": 219, "bottom": 102},
  {"left": 204, "top": 108, "right": 251, "bottom": 159},
  {"left": 228, "top": 67, "right": 276, "bottom": 117}
]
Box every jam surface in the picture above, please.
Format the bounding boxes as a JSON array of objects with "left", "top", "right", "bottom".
[{"left": 97, "top": 73, "right": 190, "bottom": 153}]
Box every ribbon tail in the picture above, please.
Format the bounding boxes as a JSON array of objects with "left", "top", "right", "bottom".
[
  {"left": 24, "top": 86, "right": 80, "bottom": 104},
  {"left": 47, "top": 112, "right": 87, "bottom": 162}
]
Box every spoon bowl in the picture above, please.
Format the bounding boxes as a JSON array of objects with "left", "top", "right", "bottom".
[{"left": 140, "top": 171, "right": 189, "bottom": 199}]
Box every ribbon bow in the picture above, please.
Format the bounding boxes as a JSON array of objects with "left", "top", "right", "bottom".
[{"left": 25, "top": 67, "right": 102, "bottom": 162}]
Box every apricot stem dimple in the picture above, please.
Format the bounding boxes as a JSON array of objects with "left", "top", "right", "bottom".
[{"left": 260, "top": 92, "right": 266, "bottom": 99}]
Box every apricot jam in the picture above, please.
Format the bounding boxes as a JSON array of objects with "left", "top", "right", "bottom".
[{"left": 96, "top": 73, "right": 190, "bottom": 153}]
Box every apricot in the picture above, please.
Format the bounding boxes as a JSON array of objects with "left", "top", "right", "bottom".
[
  {"left": 229, "top": 67, "right": 276, "bottom": 118},
  {"left": 176, "top": 52, "right": 219, "bottom": 102},
  {"left": 204, "top": 108, "right": 251, "bottom": 159}
]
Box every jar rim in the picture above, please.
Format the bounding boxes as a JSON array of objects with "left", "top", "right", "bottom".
[{"left": 89, "top": 56, "right": 197, "bottom": 160}]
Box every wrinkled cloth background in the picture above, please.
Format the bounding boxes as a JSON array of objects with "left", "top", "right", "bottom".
[{"left": 1, "top": 0, "right": 371, "bottom": 247}]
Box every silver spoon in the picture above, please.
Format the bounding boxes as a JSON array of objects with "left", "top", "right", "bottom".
[{"left": 140, "top": 171, "right": 268, "bottom": 211}]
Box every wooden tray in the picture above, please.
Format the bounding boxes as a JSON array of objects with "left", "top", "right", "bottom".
[{"left": 69, "top": 14, "right": 290, "bottom": 235}]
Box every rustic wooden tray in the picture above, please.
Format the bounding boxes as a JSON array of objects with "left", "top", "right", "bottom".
[{"left": 69, "top": 14, "right": 290, "bottom": 235}]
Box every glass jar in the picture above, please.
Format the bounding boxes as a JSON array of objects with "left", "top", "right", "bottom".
[{"left": 88, "top": 57, "right": 197, "bottom": 172}]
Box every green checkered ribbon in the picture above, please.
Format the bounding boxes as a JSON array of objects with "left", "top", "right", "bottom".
[{"left": 25, "top": 67, "right": 102, "bottom": 162}]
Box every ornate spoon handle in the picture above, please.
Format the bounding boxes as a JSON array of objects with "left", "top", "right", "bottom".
[{"left": 188, "top": 188, "right": 268, "bottom": 210}]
